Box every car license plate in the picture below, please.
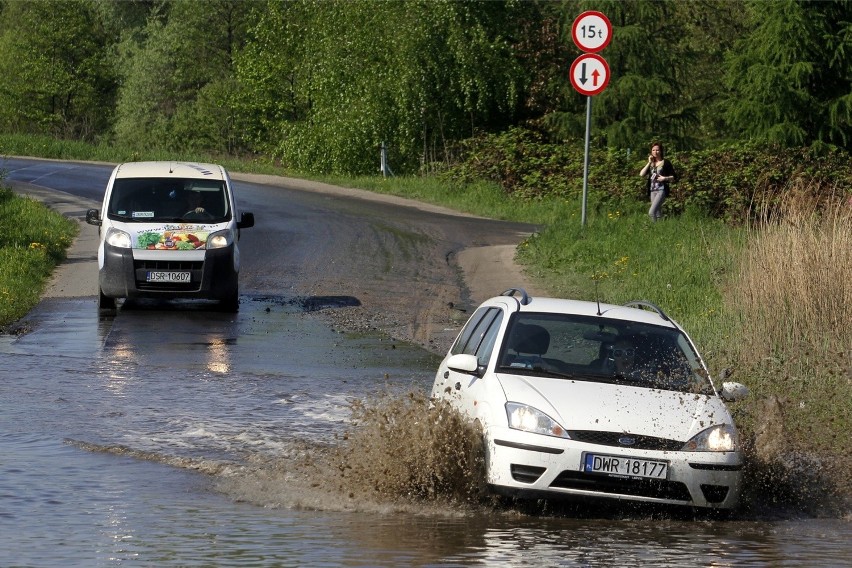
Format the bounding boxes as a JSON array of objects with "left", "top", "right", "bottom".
[
  {"left": 146, "top": 271, "right": 191, "bottom": 283},
  {"left": 583, "top": 453, "right": 668, "bottom": 479}
]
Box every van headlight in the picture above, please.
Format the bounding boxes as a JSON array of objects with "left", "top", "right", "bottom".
[
  {"left": 506, "top": 402, "right": 569, "bottom": 438},
  {"left": 682, "top": 424, "right": 739, "bottom": 452},
  {"left": 207, "top": 229, "right": 233, "bottom": 249},
  {"left": 105, "top": 227, "right": 132, "bottom": 248}
]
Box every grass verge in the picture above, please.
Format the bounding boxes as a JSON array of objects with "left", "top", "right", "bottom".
[{"left": 0, "top": 185, "right": 77, "bottom": 329}]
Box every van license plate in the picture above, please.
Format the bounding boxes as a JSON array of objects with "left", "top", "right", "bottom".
[
  {"left": 583, "top": 453, "right": 668, "bottom": 479},
  {"left": 146, "top": 271, "right": 191, "bottom": 283}
]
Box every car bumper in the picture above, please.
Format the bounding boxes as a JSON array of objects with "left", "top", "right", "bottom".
[
  {"left": 99, "top": 243, "right": 239, "bottom": 301},
  {"left": 485, "top": 425, "right": 743, "bottom": 509}
]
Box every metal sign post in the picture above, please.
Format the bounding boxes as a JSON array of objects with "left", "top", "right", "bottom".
[
  {"left": 582, "top": 96, "right": 591, "bottom": 226},
  {"left": 571, "top": 11, "right": 612, "bottom": 227}
]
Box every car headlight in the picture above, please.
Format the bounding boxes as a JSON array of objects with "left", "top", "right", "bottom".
[
  {"left": 207, "top": 229, "right": 233, "bottom": 249},
  {"left": 105, "top": 227, "right": 132, "bottom": 248},
  {"left": 682, "top": 424, "right": 739, "bottom": 452},
  {"left": 506, "top": 402, "right": 569, "bottom": 438}
]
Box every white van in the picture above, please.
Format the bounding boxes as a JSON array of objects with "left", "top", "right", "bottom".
[{"left": 86, "top": 161, "right": 255, "bottom": 312}]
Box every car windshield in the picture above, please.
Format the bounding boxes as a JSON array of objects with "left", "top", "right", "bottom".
[
  {"left": 496, "top": 312, "right": 714, "bottom": 395},
  {"left": 106, "top": 177, "right": 231, "bottom": 223}
]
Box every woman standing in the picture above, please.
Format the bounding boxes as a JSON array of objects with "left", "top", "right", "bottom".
[{"left": 639, "top": 142, "right": 677, "bottom": 222}]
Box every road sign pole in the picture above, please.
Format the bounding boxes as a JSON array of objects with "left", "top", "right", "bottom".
[
  {"left": 571, "top": 11, "right": 612, "bottom": 228},
  {"left": 582, "top": 96, "right": 591, "bottom": 227}
]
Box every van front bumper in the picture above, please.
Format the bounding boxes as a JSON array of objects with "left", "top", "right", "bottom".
[{"left": 99, "top": 243, "right": 238, "bottom": 301}]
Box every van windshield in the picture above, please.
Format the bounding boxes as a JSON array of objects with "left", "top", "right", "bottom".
[{"left": 107, "top": 178, "right": 231, "bottom": 223}]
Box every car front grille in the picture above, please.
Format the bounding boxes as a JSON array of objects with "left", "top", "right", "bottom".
[
  {"left": 550, "top": 470, "right": 692, "bottom": 502},
  {"left": 134, "top": 260, "right": 203, "bottom": 292},
  {"left": 568, "top": 430, "right": 683, "bottom": 451},
  {"left": 135, "top": 259, "right": 203, "bottom": 271}
]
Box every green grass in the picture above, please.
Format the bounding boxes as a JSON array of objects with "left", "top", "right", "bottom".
[{"left": 0, "top": 186, "right": 77, "bottom": 328}]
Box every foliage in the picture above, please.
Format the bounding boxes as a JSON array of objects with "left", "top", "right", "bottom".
[
  {"left": 113, "top": 0, "right": 256, "bottom": 153},
  {"left": 0, "top": 185, "right": 77, "bottom": 328},
  {"left": 0, "top": 0, "right": 117, "bottom": 140},
  {"left": 543, "top": 0, "right": 750, "bottom": 152},
  {"left": 239, "top": 0, "right": 529, "bottom": 175},
  {"left": 441, "top": 127, "right": 852, "bottom": 223},
  {"left": 724, "top": 0, "right": 852, "bottom": 149},
  {"left": 1, "top": 0, "right": 850, "bottom": 170}
]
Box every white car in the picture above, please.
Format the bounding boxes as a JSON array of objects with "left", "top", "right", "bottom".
[
  {"left": 431, "top": 288, "right": 749, "bottom": 511},
  {"left": 86, "top": 161, "right": 254, "bottom": 312}
]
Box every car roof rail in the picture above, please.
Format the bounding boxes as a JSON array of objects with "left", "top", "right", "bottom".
[
  {"left": 501, "top": 288, "right": 532, "bottom": 305},
  {"left": 624, "top": 300, "right": 670, "bottom": 322}
]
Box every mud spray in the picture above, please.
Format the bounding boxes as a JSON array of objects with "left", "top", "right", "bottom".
[
  {"left": 76, "top": 388, "right": 850, "bottom": 520},
  {"left": 213, "top": 389, "right": 493, "bottom": 516}
]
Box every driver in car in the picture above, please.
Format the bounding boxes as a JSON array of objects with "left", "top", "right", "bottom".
[
  {"left": 185, "top": 190, "right": 206, "bottom": 215},
  {"left": 611, "top": 338, "right": 637, "bottom": 377}
]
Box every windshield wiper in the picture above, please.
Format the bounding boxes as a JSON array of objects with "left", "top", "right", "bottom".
[{"left": 498, "top": 366, "right": 575, "bottom": 380}]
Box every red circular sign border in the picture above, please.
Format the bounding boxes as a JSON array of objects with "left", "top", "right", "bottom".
[
  {"left": 569, "top": 53, "right": 611, "bottom": 96},
  {"left": 571, "top": 10, "right": 613, "bottom": 54}
]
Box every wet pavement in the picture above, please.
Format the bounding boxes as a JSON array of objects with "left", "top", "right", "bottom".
[{"left": 2, "top": 158, "right": 850, "bottom": 566}]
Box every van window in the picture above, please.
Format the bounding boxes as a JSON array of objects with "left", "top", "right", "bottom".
[{"left": 107, "top": 178, "right": 231, "bottom": 223}]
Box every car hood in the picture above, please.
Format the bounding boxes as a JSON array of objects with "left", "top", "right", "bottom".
[{"left": 496, "top": 373, "right": 731, "bottom": 442}]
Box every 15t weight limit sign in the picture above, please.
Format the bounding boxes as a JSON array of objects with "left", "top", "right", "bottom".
[
  {"left": 571, "top": 10, "right": 612, "bottom": 53},
  {"left": 570, "top": 53, "right": 610, "bottom": 96}
]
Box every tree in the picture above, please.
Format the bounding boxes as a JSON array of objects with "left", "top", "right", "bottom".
[
  {"left": 0, "top": 0, "right": 117, "bottom": 140},
  {"left": 234, "top": 0, "right": 528, "bottom": 175},
  {"left": 724, "top": 0, "right": 852, "bottom": 149},
  {"left": 543, "top": 0, "right": 748, "bottom": 152},
  {"left": 113, "top": 0, "right": 256, "bottom": 152}
]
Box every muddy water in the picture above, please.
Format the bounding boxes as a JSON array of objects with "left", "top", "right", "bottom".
[{"left": 1, "top": 297, "right": 849, "bottom": 567}]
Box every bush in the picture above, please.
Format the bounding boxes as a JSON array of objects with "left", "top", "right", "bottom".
[{"left": 442, "top": 128, "right": 852, "bottom": 222}]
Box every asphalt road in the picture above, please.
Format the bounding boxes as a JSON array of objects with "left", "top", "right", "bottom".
[{"left": 4, "top": 157, "right": 544, "bottom": 353}]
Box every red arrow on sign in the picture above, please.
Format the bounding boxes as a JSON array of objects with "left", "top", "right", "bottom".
[{"left": 570, "top": 53, "right": 610, "bottom": 96}]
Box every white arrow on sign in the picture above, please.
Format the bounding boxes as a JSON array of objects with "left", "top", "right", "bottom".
[{"left": 570, "top": 53, "right": 610, "bottom": 96}]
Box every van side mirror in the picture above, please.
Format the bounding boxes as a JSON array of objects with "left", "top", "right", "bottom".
[
  {"left": 237, "top": 212, "right": 255, "bottom": 229},
  {"left": 85, "top": 209, "right": 101, "bottom": 226}
]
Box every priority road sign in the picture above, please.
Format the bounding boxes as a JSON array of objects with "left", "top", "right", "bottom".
[
  {"left": 572, "top": 11, "right": 612, "bottom": 53},
  {"left": 570, "top": 53, "right": 610, "bottom": 96}
]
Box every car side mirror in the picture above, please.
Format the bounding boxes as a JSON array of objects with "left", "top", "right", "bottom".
[
  {"left": 85, "top": 208, "right": 101, "bottom": 226},
  {"left": 237, "top": 212, "right": 255, "bottom": 229},
  {"left": 720, "top": 381, "right": 749, "bottom": 402},
  {"left": 446, "top": 353, "right": 482, "bottom": 376}
]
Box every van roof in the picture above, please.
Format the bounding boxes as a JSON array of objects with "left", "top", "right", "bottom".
[{"left": 114, "top": 161, "right": 226, "bottom": 180}]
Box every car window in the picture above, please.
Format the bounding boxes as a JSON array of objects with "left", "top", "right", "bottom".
[
  {"left": 475, "top": 310, "right": 503, "bottom": 367},
  {"left": 451, "top": 307, "right": 503, "bottom": 359},
  {"left": 497, "top": 312, "right": 713, "bottom": 394},
  {"left": 107, "top": 178, "right": 230, "bottom": 223}
]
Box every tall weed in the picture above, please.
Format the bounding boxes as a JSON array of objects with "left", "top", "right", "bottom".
[{"left": 723, "top": 190, "right": 852, "bottom": 456}]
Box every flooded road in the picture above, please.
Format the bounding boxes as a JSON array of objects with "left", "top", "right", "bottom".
[
  {"left": 1, "top": 158, "right": 850, "bottom": 566},
  {"left": 3, "top": 296, "right": 850, "bottom": 567}
]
